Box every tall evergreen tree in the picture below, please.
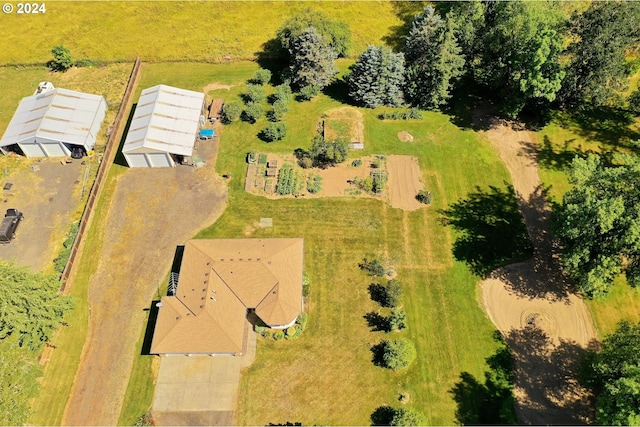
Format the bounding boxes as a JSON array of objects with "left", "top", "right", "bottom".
[
  {"left": 404, "top": 6, "right": 465, "bottom": 109},
  {"left": 346, "top": 45, "right": 406, "bottom": 108},
  {"left": 0, "top": 261, "right": 73, "bottom": 350},
  {"left": 445, "top": 0, "right": 486, "bottom": 79},
  {"left": 287, "top": 27, "right": 338, "bottom": 91},
  {"left": 560, "top": 1, "right": 640, "bottom": 108}
]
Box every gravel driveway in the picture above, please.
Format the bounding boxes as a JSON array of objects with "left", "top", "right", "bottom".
[{"left": 62, "top": 138, "right": 228, "bottom": 426}]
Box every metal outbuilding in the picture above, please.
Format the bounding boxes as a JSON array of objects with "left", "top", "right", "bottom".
[
  {"left": 122, "top": 85, "right": 205, "bottom": 168},
  {"left": 0, "top": 88, "right": 107, "bottom": 158}
]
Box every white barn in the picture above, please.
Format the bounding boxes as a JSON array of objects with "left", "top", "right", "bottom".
[
  {"left": 0, "top": 88, "right": 107, "bottom": 158},
  {"left": 122, "top": 85, "right": 205, "bottom": 168}
]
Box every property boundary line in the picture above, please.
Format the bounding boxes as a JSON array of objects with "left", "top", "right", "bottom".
[{"left": 59, "top": 57, "right": 141, "bottom": 293}]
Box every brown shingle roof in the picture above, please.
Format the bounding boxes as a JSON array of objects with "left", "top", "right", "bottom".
[{"left": 151, "top": 238, "right": 303, "bottom": 355}]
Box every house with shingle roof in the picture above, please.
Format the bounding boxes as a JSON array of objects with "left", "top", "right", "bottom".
[{"left": 151, "top": 238, "right": 304, "bottom": 356}]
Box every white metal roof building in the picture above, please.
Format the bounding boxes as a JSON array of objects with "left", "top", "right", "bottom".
[
  {"left": 122, "top": 85, "right": 205, "bottom": 168},
  {"left": 0, "top": 88, "right": 107, "bottom": 158}
]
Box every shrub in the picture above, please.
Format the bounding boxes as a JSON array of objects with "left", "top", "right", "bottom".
[
  {"left": 381, "top": 339, "right": 417, "bottom": 370},
  {"left": 221, "top": 101, "right": 242, "bottom": 123},
  {"left": 273, "top": 84, "right": 293, "bottom": 102},
  {"left": 352, "top": 159, "right": 363, "bottom": 167},
  {"left": 360, "top": 176, "right": 373, "bottom": 193},
  {"left": 385, "top": 279, "right": 403, "bottom": 308},
  {"left": 54, "top": 222, "right": 79, "bottom": 273},
  {"left": 359, "top": 257, "right": 391, "bottom": 277},
  {"left": 296, "top": 311, "right": 308, "bottom": 328},
  {"left": 298, "top": 84, "right": 320, "bottom": 101},
  {"left": 75, "top": 58, "right": 101, "bottom": 68},
  {"left": 273, "top": 330, "right": 285, "bottom": 341},
  {"left": 260, "top": 123, "right": 287, "bottom": 142},
  {"left": 252, "top": 68, "right": 272, "bottom": 85},
  {"left": 372, "top": 172, "right": 387, "bottom": 194},
  {"left": 390, "top": 408, "right": 427, "bottom": 426},
  {"left": 243, "top": 103, "right": 264, "bottom": 123},
  {"left": 378, "top": 109, "right": 423, "bottom": 120},
  {"left": 306, "top": 174, "right": 322, "bottom": 194},
  {"left": 286, "top": 326, "right": 298, "bottom": 337},
  {"left": 387, "top": 308, "right": 407, "bottom": 332},
  {"left": 49, "top": 45, "right": 72, "bottom": 72},
  {"left": 416, "top": 189, "right": 432, "bottom": 204},
  {"left": 298, "top": 157, "right": 313, "bottom": 169},
  {"left": 254, "top": 325, "right": 266, "bottom": 334},
  {"left": 135, "top": 413, "right": 154, "bottom": 427},
  {"left": 244, "top": 84, "right": 266, "bottom": 105}
]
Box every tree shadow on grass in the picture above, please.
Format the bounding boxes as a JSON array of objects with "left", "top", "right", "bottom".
[
  {"left": 364, "top": 311, "right": 389, "bottom": 332},
  {"left": 450, "top": 331, "right": 517, "bottom": 425},
  {"left": 381, "top": 1, "right": 426, "bottom": 52},
  {"left": 368, "top": 283, "right": 387, "bottom": 306},
  {"left": 370, "top": 405, "right": 395, "bottom": 426},
  {"left": 370, "top": 342, "right": 386, "bottom": 368},
  {"left": 439, "top": 185, "right": 534, "bottom": 278},
  {"left": 555, "top": 106, "right": 640, "bottom": 151},
  {"left": 322, "top": 78, "right": 352, "bottom": 105}
]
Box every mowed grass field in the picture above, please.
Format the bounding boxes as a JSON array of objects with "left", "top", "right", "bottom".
[
  {"left": 0, "top": 1, "right": 422, "bottom": 65},
  {"left": 118, "top": 61, "right": 514, "bottom": 425}
]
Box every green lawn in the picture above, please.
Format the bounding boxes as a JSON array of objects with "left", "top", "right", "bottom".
[
  {"left": 0, "top": 1, "right": 421, "bottom": 66},
  {"left": 115, "top": 60, "right": 517, "bottom": 424}
]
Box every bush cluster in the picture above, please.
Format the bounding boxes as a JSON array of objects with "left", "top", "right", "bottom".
[
  {"left": 378, "top": 108, "right": 423, "bottom": 120},
  {"left": 260, "top": 123, "right": 287, "bottom": 142},
  {"left": 306, "top": 174, "right": 323, "bottom": 194}
]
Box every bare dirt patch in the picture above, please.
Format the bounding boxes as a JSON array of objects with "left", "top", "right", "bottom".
[
  {"left": 62, "top": 140, "right": 228, "bottom": 426},
  {"left": 0, "top": 158, "right": 85, "bottom": 272},
  {"left": 477, "top": 112, "right": 598, "bottom": 424},
  {"left": 397, "top": 130, "right": 414, "bottom": 142},
  {"left": 386, "top": 155, "right": 424, "bottom": 211},
  {"left": 322, "top": 107, "right": 364, "bottom": 143},
  {"left": 203, "top": 82, "right": 233, "bottom": 93}
]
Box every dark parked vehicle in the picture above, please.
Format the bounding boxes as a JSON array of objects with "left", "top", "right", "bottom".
[
  {"left": 0, "top": 209, "right": 23, "bottom": 243},
  {"left": 71, "top": 147, "right": 84, "bottom": 159}
]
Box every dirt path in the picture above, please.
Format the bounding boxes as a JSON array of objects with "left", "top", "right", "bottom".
[
  {"left": 477, "top": 116, "right": 598, "bottom": 424},
  {"left": 62, "top": 141, "right": 227, "bottom": 426}
]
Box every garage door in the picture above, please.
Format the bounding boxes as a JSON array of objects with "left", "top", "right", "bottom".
[
  {"left": 20, "top": 143, "right": 47, "bottom": 158},
  {"left": 125, "top": 153, "right": 150, "bottom": 168},
  {"left": 42, "top": 142, "right": 68, "bottom": 157},
  {"left": 148, "top": 153, "right": 173, "bottom": 168}
]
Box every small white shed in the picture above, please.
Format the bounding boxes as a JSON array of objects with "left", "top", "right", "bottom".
[
  {"left": 0, "top": 88, "right": 107, "bottom": 157},
  {"left": 122, "top": 85, "right": 205, "bottom": 168}
]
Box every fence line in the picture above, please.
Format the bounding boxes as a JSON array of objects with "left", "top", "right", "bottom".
[{"left": 59, "top": 57, "right": 141, "bottom": 293}]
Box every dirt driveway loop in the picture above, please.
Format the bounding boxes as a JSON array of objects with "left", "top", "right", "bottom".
[{"left": 478, "top": 117, "right": 598, "bottom": 424}]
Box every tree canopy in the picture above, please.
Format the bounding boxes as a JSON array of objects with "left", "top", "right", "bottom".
[
  {"left": 478, "top": 1, "right": 565, "bottom": 117},
  {"left": 49, "top": 45, "right": 72, "bottom": 72},
  {"left": 287, "top": 27, "right": 338, "bottom": 91},
  {"left": 560, "top": 1, "right": 640, "bottom": 108},
  {"left": 277, "top": 8, "right": 351, "bottom": 58},
  {"left": 582, "top": 321, "right": 640, "bottom": 425},
  {"left": 404, "top": 6, "right": 464, "bottom": 109},
  {"left": 390, "top": 407, "right": 428, "bottom": 426},
  {"left": 0, "top": 261, "right": 73, "bottom": 350},
  {"left": 0, "top": 338, "right": 43, "bottom": 425},
  {"left": 553, "top": 152, "right": 640, "bottom": 298},
  {"left": 346, "top": 45, "right": 406, "bottom": 108}
]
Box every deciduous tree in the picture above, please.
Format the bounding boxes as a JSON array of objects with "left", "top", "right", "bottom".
[
  {"left": 277, "top": 8, "right": 351, "bottom": 58},
  {"left": 582, "top": 321, "right": 640, "bottom": 425},
  {"left": 479, "top": 1, "right": 565, "bottom": 118},
  {"left": 553, "top": 152, "right": 640, "bottom": 297},
  {"left": 560, "top": 1, "right": 640, "bottom": 108},
  {"left": 0, "top": 338, "right": 42, "bottom": 425},
  {"left": 391, "top": 407, "right": 428, "bottom": 426},
  {"left": 381, "top": 339, "right": 417, "bottom": 370},
  {"left": 346, "top": 45, "right": 406, "bottom": 108}
]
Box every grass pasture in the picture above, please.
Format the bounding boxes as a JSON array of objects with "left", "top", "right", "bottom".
[
  {"left": 0, "top": 1, "right": 422, "bottom": 66},
  {"left": 116, "top": 61, "right": 519, "bottom": 424}
]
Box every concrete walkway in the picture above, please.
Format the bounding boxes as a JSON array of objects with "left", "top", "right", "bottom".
[{"left": 152, "top": 329, "right": 257, "bottom": 426}]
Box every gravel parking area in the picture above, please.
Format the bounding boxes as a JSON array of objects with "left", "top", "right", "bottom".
[{"left": 0, "top": 158, "right": 86, "bottom": 272}]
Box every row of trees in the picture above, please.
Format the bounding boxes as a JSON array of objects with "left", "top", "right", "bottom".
[{"left": 271, "top": 3, "right": 640, "bottom": 120}]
